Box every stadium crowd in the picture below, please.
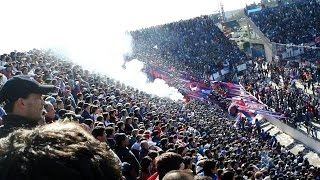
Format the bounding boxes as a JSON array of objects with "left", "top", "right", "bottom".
[
  {"left": 130, "top": 16, "right": 249, "bottom": 80},
  {"left": 0, "top": 49, "right": 319, "bottom": 180},
  {"left": 248, "top": 0, "right": 320, "bottom": 45},
  {"left": 240, "top": 58, "right": 320, "bottom": 136}
]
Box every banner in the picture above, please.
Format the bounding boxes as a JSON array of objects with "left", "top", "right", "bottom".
[
  {"left": 212, "top": 72, "right": 220, "bottom": 80},
  {"left": 247, "top": 7, "right": 262, "bottom": 15},
  {"left": 237, "top": 64, "right": 247, "bottom": 72},
  {"left": 220, "top": 69, "right": 229, "bottom": 75}
]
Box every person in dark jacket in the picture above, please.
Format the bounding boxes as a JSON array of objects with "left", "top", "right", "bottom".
[
  {"left": 0, "top": 75, "right": 55, "bottom": 138},
  {"left": 114, "top": 133, "right": 140, "bottom": 178},
  {"left": 81, "top": 103, "right": 92, "bottom": 120}
]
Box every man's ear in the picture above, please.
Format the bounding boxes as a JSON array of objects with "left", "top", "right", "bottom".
[{"left": 16, "top": 98, "right": 26, "bottom": 108}]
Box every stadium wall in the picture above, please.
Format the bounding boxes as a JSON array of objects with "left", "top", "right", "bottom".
[
  {"left": 264, "top": 115, "right": 320, "bottom": 155},
  {"left": 245, "top": 16, "right": 273, "bottom": 61}
]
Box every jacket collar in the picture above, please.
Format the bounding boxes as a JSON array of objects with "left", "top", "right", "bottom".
[{"left": 3, "top": 114, "right": 39, "bottom": 129}]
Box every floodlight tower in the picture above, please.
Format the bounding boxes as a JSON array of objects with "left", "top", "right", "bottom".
[
  {"left": 218, "top": 0, "right": 229, "bottom": 37},
  {"left": 218, "top": 0, "right": 226, "bottom": 23}
]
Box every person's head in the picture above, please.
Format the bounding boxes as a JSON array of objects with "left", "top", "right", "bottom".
[
  {"left": 141, "top": 140, "right": 149, "bottom": 150},
  {"left": 141, "top": 156, "right": 153, "bottom": 173},
  {"left": 203, "top": 160, "right": 217, "bottom": 176},
  {"left": 83, "top": 103, "right": 91, "bottom": 112},
  {"left": 103, "top": 112, "right": 110, "bottom": 120},
  {"left": 115, "top": 133, "right": 129, "bottom": 147},
  {"left": 92, "top": 126, "right": 107, "bottom": 142},
  {"left": 45, "top": 96, "right": 57, "bottom": 108},
  {"left": 121, "top": 162, "right": 137, "bottom": 179},
  {"left": 0, "top": 75, "right": 55, "bottom": 123},
  {"left": 125, "top": 117, "right": 132, "bottom": 124},
  {"left": 254, "top": 171, "right": 263, "bottom": 180},
  {"left": 56, "top": 99, "right": 64, "bottom": 109},
  {"left": 177, "top": 146, "right": 187, "bottom": 156},
  {"left": 109, "top": 109, "right": 117, "bottom": 117},
  {"left": 0, "top": 122, "right": 122, "bottom": 180},
  {"left": 204, "top": 149, "right": 213, "bottom": 159},
  {"left": 162, "top": 170, "right": 194, "bottom": 180},
  {"left": 156, "top": 152, "right": 184, "bottom": 180},
  {"left": 183, "top": 156, "right": 193, "bottom": 170},
  {"left": 117, "top": 121, "right": 125, "bottom": 130},
  {"left": 77, "top": 93, "right": 83, "bottom": 100},
  {"left": 221, "top": 171, "right": 235, "bottom": 180},
  {"left": 84, "top": 119, "right": 94, "bottom": 129},
  {"left": 90, "top": 105, "right": 99, "bottom": 114},
  {"left": 44, "top": 101, "right": 55, "bottom": 120},
  {"left": 75, "top": 107, "right": 83, "bottom": 115},
  {"left": 106, "top": 126, "right": 115, "bottom": 138}
]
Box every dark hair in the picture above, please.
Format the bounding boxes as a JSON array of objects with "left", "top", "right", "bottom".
[
  {"left": 75, "top": 107, "right": 82, "bottom": 114},
  {"left": 147, "top": 151, "right": 159, "bottom": 160},
  {"left": 156, "top": 152, "right": 183, "bottom": 180},
  {"left": 84, "top": 119, "right": 93, "bottom": 127},
  {"left": 183, "top": 156, "right": 192, "bottom": 168},
  {"left": 103, "top": 112, "right": 109, "bottom": 120},
  {"left": 125, "top": 117, "right": 132, "bottom": 124},
  {"left": 65, "top": 105, "right": 72, "bottom": 111},
  {"left": 0, "top": 122, "right": 122, "bottom": 180},
  {"left": 105, "top": 127, "right": 115, "bottom": 137},
  {"left": 92, "top": 126, "right": 106, "bottom": 139},
  {"left": 58, "top": 109, "right": 67, "bottom": 117},
  {"left": 83, "top": 103, "right": 90, "bottom": 110},
  {"left": 203, "top": 160, "right": 216, "bottom": 177},
  {"left": 114, "top": 133, "right": 127, "bottom": 146},
  {"left": 177, "top": 146, "right": 186, "bottom": 155},
  {"left": 85, "top": 96, "right": 92, "bottom": 103},
  {"left": 96, "top": 115, "right": 103, "bottom": 122},
  {"left": 221, "top": 171, "right": 235, "bottom": 180},
  {"left": 140, "top": 156, "right": 152, "bottom": 173},
  {"left": 117, "top": 121, "right": 124, "bottom": 129},
  {"left": 77, "top": 101, "right": 84, "bottom": 108},
  {"left": 90, "top": 105, "right": 98, "bottom": 114}
]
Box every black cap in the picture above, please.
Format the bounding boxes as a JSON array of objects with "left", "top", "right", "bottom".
[{"left": 0, "top": 75, "right": 55, "bottom": 104}]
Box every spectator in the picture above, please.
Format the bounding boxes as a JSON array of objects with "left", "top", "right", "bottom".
[
  {"left": 44, "top": 101, "right": 56, "bottom": 123},
  {"left": 114, "top": 133, "right": 140, "bottom": 178},
  {"left": 149, "top": 152, "right": 184, "bottom": 180},
  {"left": 0, "top": 44, "right": 319, "bottom": 180},
  {"left": 81, "top": 103, "right": 92, "bottom": 120},
  {"left": 106, "top": 126, "right": 117, "bottom": 149},
  {"left": 0, "top": 122, "right": 122, "bottom": 180},
  {"left": 201, "top": 160, "right": 218, "bottom": 180},
  {"left": 249, "top": 0, "right": 320, "bottom": 45},
  {"left": 0, "top": 75, "right": 55, "bottom": 138},
  {"left": 140, "top": 156, "right": 153, "bottom": 180},
  {"left": 122, "top": 162, "right": 138, "bottom": 180},
  {"left": 92, "top": 126, "right": 107, "bottom": 142}
]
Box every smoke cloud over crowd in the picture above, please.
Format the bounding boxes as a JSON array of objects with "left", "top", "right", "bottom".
[{"left": 0, "top": 0, "right": 258, "bottom": 100}]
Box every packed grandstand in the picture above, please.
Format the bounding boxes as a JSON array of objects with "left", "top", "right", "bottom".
[{"left": 0, "top": 0, "right": 320, "bottom": 180}]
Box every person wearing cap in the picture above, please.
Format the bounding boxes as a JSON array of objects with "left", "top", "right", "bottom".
[{"left": 0, "top": 75, "right": 55, "bottom": 138}]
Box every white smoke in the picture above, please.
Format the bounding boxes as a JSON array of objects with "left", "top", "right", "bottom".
[
  {"left": 0, "top": 0, "right": 259, "bottom": 100},
  {"left": 0, "top": 0, "right": 185, "bottom": 100}
]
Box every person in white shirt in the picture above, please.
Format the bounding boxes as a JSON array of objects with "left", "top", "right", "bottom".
[{"left": 0, "top": 73, "right": 8, "bottom": 87}]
